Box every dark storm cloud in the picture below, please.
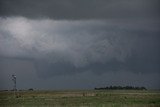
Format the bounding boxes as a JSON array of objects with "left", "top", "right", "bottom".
[
  {"left": 0, "top": 0, "right": 160, "bottom": 19},
  {"left": 0, "top": 17, "right": 160, "bottom": 79},
  {"left": 0, "top": 0, "right": 160, "bottom": 89}
]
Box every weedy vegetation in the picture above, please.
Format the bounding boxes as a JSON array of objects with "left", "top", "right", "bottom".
[{"left": 0, "top": 90, "right": 160, "bottom": 107}]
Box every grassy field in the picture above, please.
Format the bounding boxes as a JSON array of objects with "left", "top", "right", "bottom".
[{"left": 0, "top": 90, "right": 160, "bottom": 107}]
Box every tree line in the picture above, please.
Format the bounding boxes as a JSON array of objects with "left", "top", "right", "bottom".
[{"left": 95, "top": 86, "right": 147, "bottom": 90}]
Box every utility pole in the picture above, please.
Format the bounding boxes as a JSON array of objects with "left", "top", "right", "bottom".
[{"left": 12, "top": 75, "right": 16, "bottom": 98}]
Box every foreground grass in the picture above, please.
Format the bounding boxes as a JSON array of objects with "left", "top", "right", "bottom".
[{"left": 0, "top": 90, "right": 160, "bottom": 107}]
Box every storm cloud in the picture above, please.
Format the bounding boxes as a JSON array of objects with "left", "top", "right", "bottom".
[
  {"left": 0, "top": 0, "right": 160, "bottom": 89},
  {"left": 0, "top": 17, "right": 160, "bottom": 78},
  {"left": 0, "top": 0, "right": 160, "bottom": 19}
]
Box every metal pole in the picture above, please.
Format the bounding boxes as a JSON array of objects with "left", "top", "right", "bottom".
[{"left": 12, "top": 75, "right": 16, "bottom": 98}]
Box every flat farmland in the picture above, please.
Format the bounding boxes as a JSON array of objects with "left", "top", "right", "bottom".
[{"left": 0, "top": 90, "right": 160, "bottom": 107}]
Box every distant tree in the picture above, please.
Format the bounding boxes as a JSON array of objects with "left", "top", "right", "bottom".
[
  {"left": 28, "top": 88, "right": 34, "bottom": 91},
  {"left": 94, "top": 86, "right": 147, "bottom": 90}
]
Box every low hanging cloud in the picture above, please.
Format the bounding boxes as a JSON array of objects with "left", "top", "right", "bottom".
[{"left": 0, "top": 17, "right": 160, "bottom": 77}]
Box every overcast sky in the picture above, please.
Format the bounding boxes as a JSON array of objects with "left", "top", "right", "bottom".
[{"left": 0, "top": 0, "right": 160, "bottom": 90}]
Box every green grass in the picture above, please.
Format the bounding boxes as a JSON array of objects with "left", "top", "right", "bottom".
[{"left": 0, "top": 90, "right": 160, "bottom": 107}]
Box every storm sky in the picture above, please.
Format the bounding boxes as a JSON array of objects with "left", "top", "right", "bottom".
[{"left": 0, "top": 0, "right": 160, "bottom": 90}]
